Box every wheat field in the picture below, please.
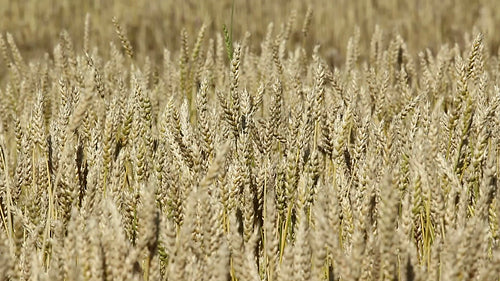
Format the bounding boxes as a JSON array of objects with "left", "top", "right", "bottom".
[{"left": 1, "top": 1, "right": 500, "bottom": 280}]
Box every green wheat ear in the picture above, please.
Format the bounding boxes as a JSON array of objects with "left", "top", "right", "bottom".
[{"left": 223, "top": 24, "right": 233, "bottom": 62}]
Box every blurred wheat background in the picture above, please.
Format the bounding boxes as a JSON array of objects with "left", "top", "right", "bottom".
[
  {"left": 2, "top": 0, "right": 500, "bottom": 60},
  {"left": 1, "top": 0, "right": 500, "bottom": 280}
]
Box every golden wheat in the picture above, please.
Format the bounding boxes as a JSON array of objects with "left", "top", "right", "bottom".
[{"left": 0, "top": 2, "right": 500, "bottom": 281}]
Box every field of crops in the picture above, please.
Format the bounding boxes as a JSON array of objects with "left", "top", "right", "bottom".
[{"left": 1, "top": 1, "right": 500, "bottom": 280}]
